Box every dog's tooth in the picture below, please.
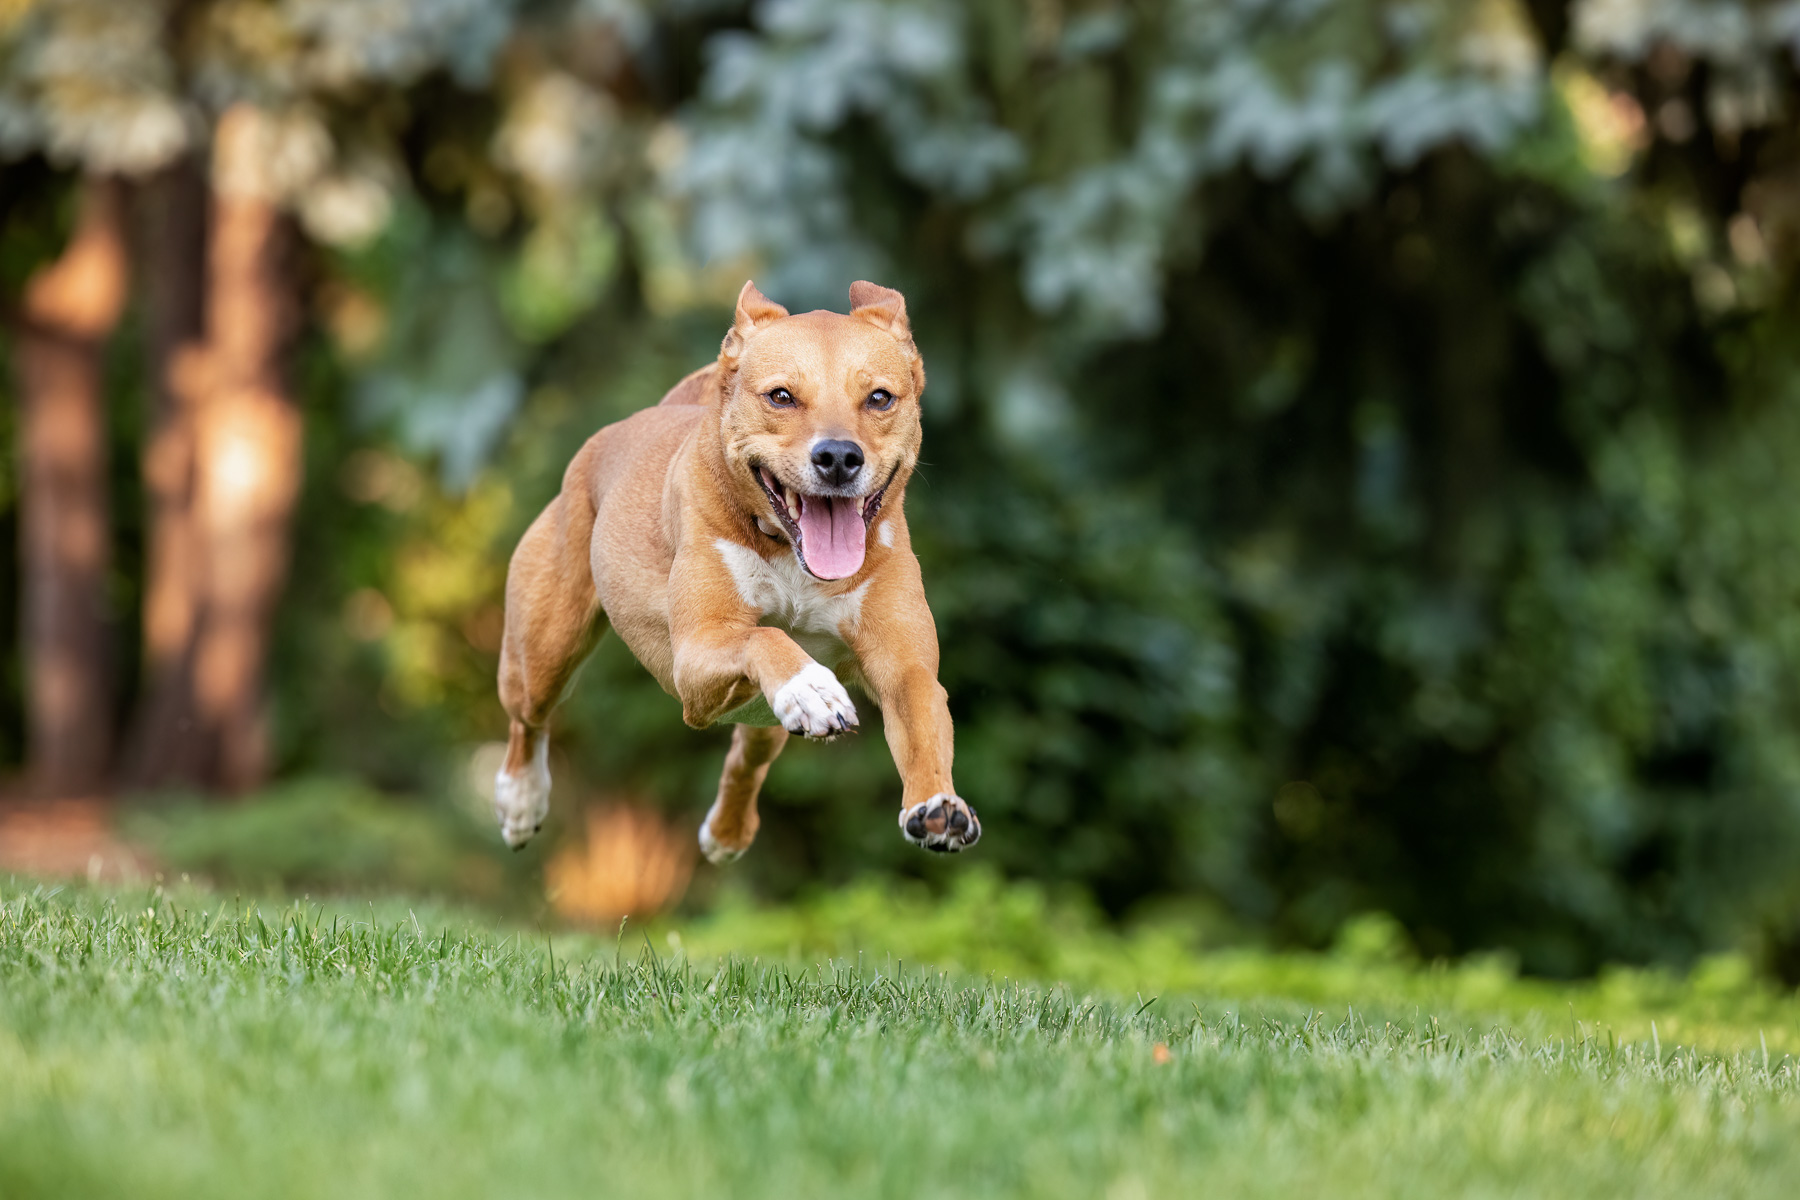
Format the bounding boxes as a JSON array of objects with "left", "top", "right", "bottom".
[{"left": 785, "top": 487, "right": 800, "bottom": 520}]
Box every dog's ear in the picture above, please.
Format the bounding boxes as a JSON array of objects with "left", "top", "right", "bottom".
[
  {"left": 849, "top": 281, "right": 911, "bottom": 343},
  {"left": 850, "top": 281, "right": 925, "bottom": 392},
  {"left": 719, "top": 280, "right": 789, "bottom": 369}
]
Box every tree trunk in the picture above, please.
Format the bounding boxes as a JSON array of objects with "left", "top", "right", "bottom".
[
  {"left": 182, "top": 105, "right": 304, "bottom": 791},
  {"left": 122, "top": 157, "right": 210, "bottom": 788},
  {"left": 12, "top": 177, "right": 130, "bottom": 798}
]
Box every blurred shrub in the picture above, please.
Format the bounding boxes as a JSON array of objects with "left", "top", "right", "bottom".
[
  {"left": 546, "top": 805, "right": 696, "bottom": 924},
  {"left": 126, "top": 778, "right": 510, "bottom": 902},
  {"left": 1331, "top": 913, "right": 1418, "bottom": 967},
  {"left": 669, "top": 869, "right": 1800, "bottom": 1055}
]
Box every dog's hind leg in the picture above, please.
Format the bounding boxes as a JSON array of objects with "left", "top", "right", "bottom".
[
  {"left": 698, "top": 724, "right": 789, "bottom": 863},
  {"left": 495, "top": 460, "right": 607, "bottom": 848}
]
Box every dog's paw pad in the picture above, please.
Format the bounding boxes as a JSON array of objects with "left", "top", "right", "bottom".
[
  {"left": 772, "top": 663, "right": 859, "bottom": 740},
  {"left": 899, "top": 794, "right": 980, "bottom": 853}
]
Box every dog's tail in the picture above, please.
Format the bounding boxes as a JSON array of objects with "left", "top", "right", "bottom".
[{"left": 656, "top": 363, "right": 718, "bottom": 407}]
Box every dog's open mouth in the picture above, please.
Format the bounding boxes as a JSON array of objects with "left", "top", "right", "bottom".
[{"left": 755, "top": 466, "right": 887, "bottom": 580}]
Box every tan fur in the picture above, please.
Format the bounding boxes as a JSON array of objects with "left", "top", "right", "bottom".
[
  {"left": 493, "top": 281, "right": 978, "bottom": 855},
  {"left": 657, "top": 363, "right": 719, "bottom": 407},
  {"left": 700, "top": 724, "right": 788, "bottom": 861}
]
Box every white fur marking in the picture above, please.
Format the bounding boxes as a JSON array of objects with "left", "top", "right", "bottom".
[
  {"left": 714, "top": 538, "right": 869, "bottom": 636},
  {"left": 698, "top": 801, "right": 745, "bottom": 864},
  {"left": 878, "top": 520, "right": 894, "bottom": 548},
  {"left": 771, "top": 662, "right": 858, "bottom": 738},
  {"left": 493, "top": 735, "right": 550, "bottom": 848}
]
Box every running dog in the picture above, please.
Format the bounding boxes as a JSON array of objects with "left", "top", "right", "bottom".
[{"left": 492, "top": 281, "right": 978, "bottom": 861}]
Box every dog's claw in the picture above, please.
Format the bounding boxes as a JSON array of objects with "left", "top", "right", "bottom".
[{"left": 899, "top": 794, "right": 980, "bottom": 853}]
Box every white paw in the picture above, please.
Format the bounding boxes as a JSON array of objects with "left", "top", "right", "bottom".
[
  {"left": 698, "top": 808, "right": 747, "bottom": 865},
  {"left": 899, "top": 794, "right": 981, "bottom": 853},
  {"left": 493, "top": 737, "right": 550, "bottom": 849},
  {"left": 770, "top": 663, "right": 858, "bottom": 740}
]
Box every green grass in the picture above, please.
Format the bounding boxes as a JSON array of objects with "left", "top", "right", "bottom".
[{"left": 4, "top": 882, "right": 1800, "bottom": 1199}]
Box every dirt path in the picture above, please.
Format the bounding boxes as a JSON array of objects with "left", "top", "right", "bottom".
[{"left": 0, "top": 798, "right": 154, "bottom": 883}]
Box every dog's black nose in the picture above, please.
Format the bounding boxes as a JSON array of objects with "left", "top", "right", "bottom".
[{"left": 811, "top": 440, "right": 864, "bottom": 488}]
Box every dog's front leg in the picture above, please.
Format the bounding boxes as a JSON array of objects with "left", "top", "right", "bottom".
[
  {"left": 849, "top": 574, "right": 980, "bottom": 853},
  {"left": 671, "top": 624, "right": 859, "bottom": 737}
]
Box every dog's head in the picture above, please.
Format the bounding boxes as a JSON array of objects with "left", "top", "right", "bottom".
[{"left": 714, "top": 280, "right": 925, "bottom": 580}]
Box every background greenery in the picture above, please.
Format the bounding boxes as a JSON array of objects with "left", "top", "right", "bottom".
[{"left": 9, "top": 1, "right": 1800, "bottom": 980}]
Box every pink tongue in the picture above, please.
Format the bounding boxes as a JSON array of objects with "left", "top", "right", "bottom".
[{"left": 798, "top": 495, "right": 866, "bottom": 579}]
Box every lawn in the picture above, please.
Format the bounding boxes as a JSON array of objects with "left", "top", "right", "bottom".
[{"left": 3, "top": 881, "right": 1798, "bottom": 1199}]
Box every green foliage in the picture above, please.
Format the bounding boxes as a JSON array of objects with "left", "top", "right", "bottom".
[
  {"left": 4, "top": 882, "right": 1800, "bottom": 1198},
  {"left": 671, "top": 868, "right": 1800, "bottom": 1054},
  {"left": 9, "top": 0, "right": 1800, "bottom": 978},
  {"left": 124, "top": 777, "right": 511, "bottom": 902},
  {"left": 626, "top": 0, "right": 1800, "bottom": 973}
]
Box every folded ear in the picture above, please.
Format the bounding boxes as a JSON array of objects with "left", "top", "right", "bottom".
[
  {"left": 850, "top": 280, "right": 924, "bottom": 393},
  {"left": 719, "top": 280, "right": 790, "bottom": 367}
]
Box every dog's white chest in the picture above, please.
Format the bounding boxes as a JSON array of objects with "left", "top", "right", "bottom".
[{"left": 713, "top": 538, "right": 867, "bottom": 661}]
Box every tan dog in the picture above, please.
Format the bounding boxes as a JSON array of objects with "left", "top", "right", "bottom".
[{"left": 492, "top": 280, "right": 978, "bottom": 861}]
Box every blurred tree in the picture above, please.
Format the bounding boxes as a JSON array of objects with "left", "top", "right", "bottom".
[
  {"left": 171, "top": 104, "right": 303, "bottom": 790},
  {"left": 120, "top": 155, "right": 208, "bottom": 787},
  {"left": 3, "top": 0, "right": 524, "bottom": 790},
  {"left": 9, "top": 176, "right": 128, "bottom": 795}
]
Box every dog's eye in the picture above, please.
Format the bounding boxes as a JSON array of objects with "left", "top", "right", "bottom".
[
  {"left": 866, "top": 389, "right": 895, "bottom": 412},
  {"left": 766, "top": 387, "right": 796, "bottom": 408}
]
